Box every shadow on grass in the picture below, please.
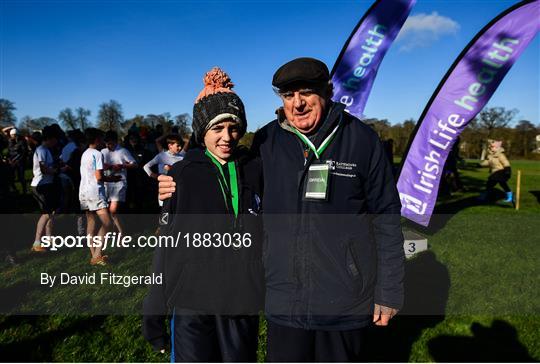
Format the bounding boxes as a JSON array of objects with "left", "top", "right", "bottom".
[
  {"left": 404, "top": 187, "right": 512, "bottom": 236},
  {"left": 428, "top": 320, "right": 536, "bottom": 362},
  {"left": 0, "top": 315, "right": 107, "bottom": 362},
  {"left": 0, "top": 281, "right": 47, "bottom": 313},
  {"left": 459, "top": 174, "right": 487, "bottom": 192},
  {"left": 399, "top": 167, "right": 489, "bottom": 235},
  {"left": 459, "top": 162, "right": 484, "bottom": 171},
  {"left": 529, "top": 191, "right": 540, "bottom": 204},
  {"left": 365, "top": 251, "right": 450, "bottom": 361},
  {"left": 403, "top": 196, "right": 481, "bottom": 235}
]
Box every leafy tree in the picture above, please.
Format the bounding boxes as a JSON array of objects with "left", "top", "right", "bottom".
[
  {"left": 239, "top": 131, "right": 255, "bottom": 148},
  {"left": 459, "top": 118, "right": 485, "bottom": 158},
  {"left": 58, "top": 108, "right": 77, "bottom": 130},
  {"left": 98, "top": 100, "right": 124, "bottom": 132},
  {"left": 364, "top": 118, "right": 391, "bottom": 139},
  {"left": 402, "top": 119, "right": 416, "bottom": 134},
  {"left": 390, "top": 118, "right": 416, "bottom": 157},
  {"left": 514, "top": 120, "right": 537, "bottom": 158},
  {"left": 0, "top": 99, "right": 17, "bottom": 126}
]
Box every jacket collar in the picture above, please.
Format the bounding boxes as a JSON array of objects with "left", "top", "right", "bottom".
[
  {"left": 183, "top": 146, "right": 252, "bottom": 164},
  {"left": 277, "top": 101, "right": 345, "bottom": 143},
  {"left": 183, "top": 147, "right": 208, "bottom": 163}
]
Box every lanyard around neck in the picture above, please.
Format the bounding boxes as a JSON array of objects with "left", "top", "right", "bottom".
[
  {"left": 291, "top": 121, "right": 340, "bottom": 160},
  {"left": 205, "top": 149, "right": 239, "bottom": 218}
]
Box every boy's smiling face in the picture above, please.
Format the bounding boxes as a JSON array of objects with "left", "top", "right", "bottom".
[{"left": 204, "top": 120, "right": 240, "bottom": 163}]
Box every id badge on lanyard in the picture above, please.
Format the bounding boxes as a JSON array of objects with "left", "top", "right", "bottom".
[
  {"left": 295, "top": 114, "right": 341, "bottom": 202},
  {"left": 304, "top": 162, "right": 331, "bottom": 201}
]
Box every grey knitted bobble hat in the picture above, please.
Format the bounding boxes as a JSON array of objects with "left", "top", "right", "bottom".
[{"left": 192, "top": 67, "right": 247, "bottom": 144}]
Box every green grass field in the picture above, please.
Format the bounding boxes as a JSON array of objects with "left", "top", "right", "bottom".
[{"left": 1, "top": 160, "right": 539, "bottom": 362}]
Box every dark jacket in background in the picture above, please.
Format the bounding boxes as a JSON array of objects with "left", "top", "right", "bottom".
[
  {"left": 252, "top": 102, "right": 404, "bottom": 330},
  {"left": 8, "top": 136, "right": 28, "bottom": 163},
  {"left": 125, "top": 141, "right": 155, "bottom": 212}
]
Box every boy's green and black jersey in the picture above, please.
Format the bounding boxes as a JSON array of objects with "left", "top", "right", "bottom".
[{"left": 142, "top": 147, "right": 264, "bottom": 351}]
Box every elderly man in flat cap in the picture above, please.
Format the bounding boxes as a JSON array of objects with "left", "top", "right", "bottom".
[{"left": 159, "top": 58, "right": 404, "bottom": 362}]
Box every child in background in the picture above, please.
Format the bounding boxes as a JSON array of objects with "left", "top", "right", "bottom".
[
  {"left": 101, "top": 130, "right": 138, "bottom": 234},
  {"left": 30, "top": 126, "right": 60, "bottom": 252},
  {"left": 60, "top": 129, "right": 86, "bottom": 235},
  {"left": 79, "top": 128, "right": 121, "bottom": 265},
  {"left": 143, "top": 134, "right": 185, "bottom": 179},
  {"left": 479, "top": 139, "right": 513, "bottom": 204},
  {"left": 143, "top": 134, "right": 185, "bottom": 206}
]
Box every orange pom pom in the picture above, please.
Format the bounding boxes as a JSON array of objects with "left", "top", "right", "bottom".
[{"left": 195, "top": 67, "right": 235, "bottom": 103}]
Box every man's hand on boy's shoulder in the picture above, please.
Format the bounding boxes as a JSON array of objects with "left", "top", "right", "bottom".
[{"left": 158, "top": 174, "right": 175, "bottom": 200}]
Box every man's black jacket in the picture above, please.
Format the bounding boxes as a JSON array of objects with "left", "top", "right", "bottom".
[{"left": 251, "top": 102, "right": 404, "bottom": 330}]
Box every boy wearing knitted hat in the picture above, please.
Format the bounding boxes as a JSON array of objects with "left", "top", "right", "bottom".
[{"left": 143, "top": 68, "right": 264, "bottom": 362}]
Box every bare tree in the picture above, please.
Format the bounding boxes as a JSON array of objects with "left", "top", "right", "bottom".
[
  {"left": 98, "top": 100, "right": 124, "bottom": 132},
  {"left": 18, "top": 116, "right": 56, "bottom": 132},
  {"left": 18, "top": 116, "right": 34, "bottom": 134},
  {"left": 76, "top": 107, "right": 91, "bottom": 130},
  {"left": 145, "top": 113, "right": 172, "bottom": 129},
  {"left": 58, "top": 108, "right": 77, "bottom": 130},
  {"left": 476, "top": 107, "right": 517, "bottom": 137},
  {"left": 123, "top": 114, "right": 145, "bottom": 132},
  {"left": 174, "top": 113, "right": 192, "bottom": 137},
  {"left": 0, "top": 99, "right": 17, "bottom": 126}
]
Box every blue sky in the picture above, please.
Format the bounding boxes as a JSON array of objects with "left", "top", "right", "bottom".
[{"left": 1, "top": 0, "right": 538, "bottom": 131}]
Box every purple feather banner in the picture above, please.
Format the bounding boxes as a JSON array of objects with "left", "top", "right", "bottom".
[
  {"left": 397, "top": 0, "right": 539, "bottom": 227},
  {"left": 331, "top": 0, "right": 416, "bottom": 118}
]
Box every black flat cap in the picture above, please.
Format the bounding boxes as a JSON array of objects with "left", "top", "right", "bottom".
[{"left": 272, "top": 57, "right": 330, "bottom": 90}]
